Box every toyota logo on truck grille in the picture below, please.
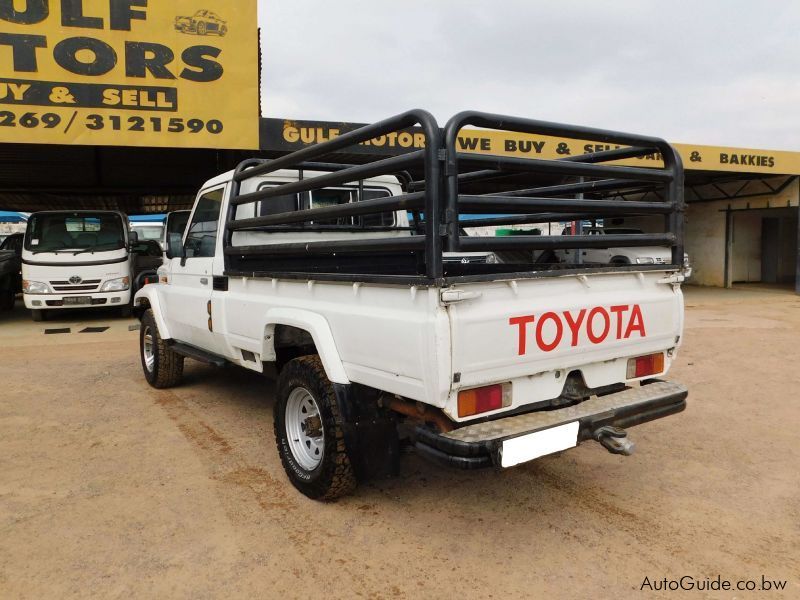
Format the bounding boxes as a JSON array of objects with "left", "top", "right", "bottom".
[{"left": 69, "top": 276, "right": 83, "bottom": 285}]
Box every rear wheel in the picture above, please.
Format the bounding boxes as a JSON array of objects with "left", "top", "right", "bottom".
[
  {"left": 140, "top": 309, "right": 184, "bottom": 388},
  {"left": 274, "top": 355, "right": 357, "bottom": 500}
]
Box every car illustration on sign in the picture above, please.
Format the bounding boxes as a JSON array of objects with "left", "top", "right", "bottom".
[{"left": 174, "top": 10, "right": 227, "bottom": 36}]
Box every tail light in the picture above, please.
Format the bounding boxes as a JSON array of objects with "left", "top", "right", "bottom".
[
  {"left": 627, "top": 352, "right": 665, "bottom": 379},
  {"left": 458, "top": 383, "right": 511, "bottom": 418}
]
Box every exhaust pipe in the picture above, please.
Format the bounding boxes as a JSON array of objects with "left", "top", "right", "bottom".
[{"left": 593, "top": 426, "right": 635, "bottom": 456}]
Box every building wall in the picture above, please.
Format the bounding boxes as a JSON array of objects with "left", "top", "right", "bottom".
[{"left": 685, "top": 179, "right": 799, "bottom": 287}]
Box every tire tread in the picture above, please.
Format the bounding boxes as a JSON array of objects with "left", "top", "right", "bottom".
[
  {"left": 141, "top": 309, "right": 184, "bottom": 389},
  {"left": 275, "top": 355, "right": 356, "bottom": 501}
]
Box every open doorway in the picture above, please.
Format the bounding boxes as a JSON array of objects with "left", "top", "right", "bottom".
[{"left": 727, "top": 207, "right": 798, "bottom": 287}]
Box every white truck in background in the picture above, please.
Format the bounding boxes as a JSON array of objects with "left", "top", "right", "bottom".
[
  {"left": 558, "top": 226, "right": 692, "bottom": 277},
  {"left": 134, "top": 110, "right": 689, "bottom": 500},
  {"left": 22, "top": 211, "right": 137, "bottom": 321}
]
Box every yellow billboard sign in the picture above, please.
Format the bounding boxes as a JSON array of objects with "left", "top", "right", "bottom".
[
  {"left": 271, "top": 120, "right": 800, "bottom": 176},
  {"left": 0, "top": 0, "right": 259, "bottom": 149},
  {"left": 455, "top": 130, "right": 800, "bottom": 176}
]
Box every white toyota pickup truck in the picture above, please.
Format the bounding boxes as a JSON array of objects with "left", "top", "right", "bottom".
[{"left": 134, "top": 110, "right": 688, "bottom": 500}]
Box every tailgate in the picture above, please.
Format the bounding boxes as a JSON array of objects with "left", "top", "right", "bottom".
[{"left": 445, "top": 271, "right": 683, "bottom": 407}]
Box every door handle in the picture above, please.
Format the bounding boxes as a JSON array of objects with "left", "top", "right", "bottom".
[{"left": 200, "top": 277, "right": 209, "bottom": 285}]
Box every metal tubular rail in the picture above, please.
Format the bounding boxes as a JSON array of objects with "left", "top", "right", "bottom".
[
  {"left": 455, "top": 214, "right": 606, "bottom": 228},
  {"left": 231, "top": 152, "right": 424, "bottom": 207},
  {"left": 223, "top": 109, "right": 684, "bottom": 283},
  {"left": 498, "top": 178, "right": 655, "bottom": 198},
  {"left": 459, "top": 233, "right": 675, "bottom": 252},
  {"left": 224, "top": 109, "right": 443, "bottom": 279},
  {"left": 228, "top": 191, "right": 426, "bottom": 230},
  {"left": 455, "top": 154, "right": 674, "bottom": 183},
  {"left": 456, "top": 196, "right": 672, "bottom": 215},
  {"left": 409, "top": 146, "right": 659, "bottom": 193},
  {"left": 224, "top": 236, "right": 426, "bottom": 257},
  {"left": 442, "top": 111, "right": 685, "bottom": 264}
]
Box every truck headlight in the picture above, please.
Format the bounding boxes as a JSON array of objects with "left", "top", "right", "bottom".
[
  {"left": 100, "top": 277, "right": 130, "bottom": 292},
  {"left": 22, "top": 280, "right": 52, "bottom": 295},
  {"left": 635, "top": 257, "right": 655, "bottom": 265}
]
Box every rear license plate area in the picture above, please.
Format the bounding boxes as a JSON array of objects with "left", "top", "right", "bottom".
[{"left": 500, "top": 421, "right": 579, "bottom": 468}]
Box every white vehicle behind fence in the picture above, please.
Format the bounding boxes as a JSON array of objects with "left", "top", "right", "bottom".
[
  {"left": 134, "top": 110, "right": 689, "bottom": 500},
  {"left": 22, "top": 211, "right": 136, "bottom": 321},
  {"left": 558, "top": 227, "right": 692, "bottom": 277},
  {"left": 130, "top": 221, "right": 166, "bottom": 244}
]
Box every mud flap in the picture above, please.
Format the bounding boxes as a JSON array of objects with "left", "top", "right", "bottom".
[{"left": 333, "top": 383, "right": 400, "bottom": 481}]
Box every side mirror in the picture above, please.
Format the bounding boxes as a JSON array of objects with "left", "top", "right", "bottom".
[
  {"left": 128, "top": 230, "right": 139, "bottom": 246},
  {"left": 166, "top": 233, "right": 185, "bottom": 259}
]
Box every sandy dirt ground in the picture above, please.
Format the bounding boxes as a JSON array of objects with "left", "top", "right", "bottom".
[{"left": 0, "top": 286, "right": 798, "bottom": 599}]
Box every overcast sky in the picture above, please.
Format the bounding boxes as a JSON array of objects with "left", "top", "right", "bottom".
[{"left": 258, "top": 0, "right": 800, "bottom": 151}]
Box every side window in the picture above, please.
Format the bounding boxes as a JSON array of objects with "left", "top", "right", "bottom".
[
  {"left": 361, "top": 188, "right": 394, "bottom": 226},
  {"left": 257, "top": 184, "right": 299, "bottom": 217},
  {"left": 185, "top": 188, "right": 223, "bottom": 258},
  {"left": 311, "top": 188, "right": 355, "bottom": 225},
  {"left": 251, "top": 184, "right": 394, "bottom": 227}
]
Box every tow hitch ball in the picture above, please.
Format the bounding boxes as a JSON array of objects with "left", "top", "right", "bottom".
[{"left": 593, "top": 426, "right": 635, "bottom": 456}]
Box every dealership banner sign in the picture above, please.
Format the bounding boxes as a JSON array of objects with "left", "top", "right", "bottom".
[
  {"left": 0, "top": 0, "right": 259, "bottom": 149},
  {"left": 262, "top": 119, "right": 800, "bottom": 176}
]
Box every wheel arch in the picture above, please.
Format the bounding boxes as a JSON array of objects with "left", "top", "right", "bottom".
[
  {"left": 133, "top": 286, "right": 173, "bottom": 340},
  {"left": 262, "top": 308, "right": 349, "bottom": 384}
]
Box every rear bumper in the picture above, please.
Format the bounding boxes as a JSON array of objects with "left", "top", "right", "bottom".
[{"left": 414, "top": 380, "right": 687, "bottom": 469}]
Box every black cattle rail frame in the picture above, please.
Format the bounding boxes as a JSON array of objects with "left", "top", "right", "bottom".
[{"left": 223, "top": 110, "right": 684, "bottom": 285}]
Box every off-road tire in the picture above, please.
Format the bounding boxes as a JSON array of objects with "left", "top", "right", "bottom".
[
  {"left": 31, "top": 309, "right": 45, "bottom": 322},
  {"left": 140, "top": 309, "right": 184, "bottom": 389},
  {"left": 274, "top": 356, "right": 357, "bottom": 500}
]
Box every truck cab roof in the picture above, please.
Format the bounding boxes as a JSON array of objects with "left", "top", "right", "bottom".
[{"left": 201, "top": 169, "right": 402, "bottom": 190}]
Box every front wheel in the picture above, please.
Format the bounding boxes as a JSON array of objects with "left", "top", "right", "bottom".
[
  {"left": 140, "top": 309, "right": 184, "bottom": 388},
  {"left": 31, "top": 309, "right": 46, "bottom": 322},
  {"left": 274, "top": 356, "right": 357, "bottom": 500}
]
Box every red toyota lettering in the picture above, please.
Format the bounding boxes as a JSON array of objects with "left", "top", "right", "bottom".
[
  {"left": 563, "top": 308, "right": 586, "bottom": 346},
  {"left": 509, "top": 315, "right": 535, "bottom": 355},
  {"left": 535, "top": 311, "right": 563, "bottom": 352},
  {"left": 625, "top": 304, "right": 646, "bottom": 338},
  {"left": 586, "top": 307, "right": 611, "bottom": 344},
  {"left": 510, "top": 303, "right": 647, "bottom": 355},
  {"left": 610, "top": 305, "right": 629, "bottom": 338}
]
